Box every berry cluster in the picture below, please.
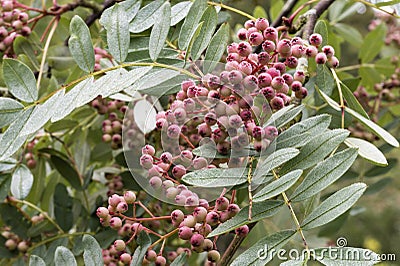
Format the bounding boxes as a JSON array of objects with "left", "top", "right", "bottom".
[
  {"left": 105, "top": 171, "right": 124, "bottom": 197},
  {"left": 24, "top": 139, "right": 38, "bottom": 169},
  {"left": 0, "top": 0, "right": 31, "bottom": 56},
  {"left": 97, "top": 189, "right": 246, "bottom": 265},
  {"left": 2, "top": 228, "right": 30, "bottom": 253},
  {"left": 91, "top": 97, "right": 127, "bottom": 149},
  {"left": 369, "top": 10, "right": 400, "bottom": 47},
  {"left": 94, "top": 47, "right": 112, "bottom": 71}
]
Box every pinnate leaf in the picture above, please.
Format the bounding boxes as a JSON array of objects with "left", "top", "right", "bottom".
[
  {"left": 2, "top": 58, "right": 38, "bottom": 102},
  {"left": 302, "top": 183, "right": 367, "bottom": 230}
]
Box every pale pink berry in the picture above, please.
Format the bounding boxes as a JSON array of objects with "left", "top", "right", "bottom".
[
  {"left": 235, "top": 225, "right": 249, "bottom": 236},
  {"left": 309, "top": 33, "right": 323, "bottom": 46},
  {"left": 255, "top": 18, "right": 269, "bottom": 30},
  {"left": 237, "top": 42, "right": 252, "bottom": 57},
  {"left": 249, "top": 32, "right": 263, "bottom": 46},
  {"left": 262, "top": 40, "right": 276, "bottom": 53},
  {"left": 316, "top": 52, "right": 327, "bottom": 64},
  {"left": 263, "top": 27, "right": 278, "bottom": 41}
]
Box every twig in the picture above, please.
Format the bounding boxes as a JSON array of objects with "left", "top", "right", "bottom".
[
  {"left": 218, "top": 223, "right": 257, "bottom": 266},
  {"left": 301, "top": 0, "right": 336, "bottom": 39},
  {"left": 271, "top": 0, "right": 299, "bottom": 27}
]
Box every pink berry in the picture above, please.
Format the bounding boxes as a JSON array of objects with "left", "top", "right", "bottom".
[
  {"left": 120, "top": 253, "right": 131, "bottom": 264},
  {"left": 172, "top": 165, "right": 186, "bottom": 179},
  {"left": 309, "top": 33, "right": 323, "bottom": 46},
  {"left": 215, "top": 197, "right": 229, "bottom": 211},
  {"left": 315, "top": 52, "right": 328, "bottom": 64},
  {"left": 206, "top": 211, "right": 220, "bottom": 226},
  {"left": 123, "top": 191, "right": 136, "bottom": 204},
  {"left": 109, "top": 217, "right": 122, "bottom": 229},
  {"left": 249, "top": 32, "right": 263, "bottom": 46},
  {"left": 237, "top": 42, "right": 252, "bottom": 57},
  {"left": 322, "top": 45, "right": 335, "bottom": 58},
  {"left": 237, "top": 28, "right": 247, "bottom": 40},
  {"left": 263, "top": 27, "right": 278, "bottom": 41},
  {"left": 235, "top": 225, "right": 249, "bottom": 236},
  {"left": 190, "top": 233, "right": 205, "bottom": 247},
  {"left": 255, "top": 18, "right": 269, "bottom": 31},
  {"left": 262, "top": 40, "right": 276, "bottom": 53},
  {"left": 179, "top": 226, "right": 193, "bottom": 240},
  {"left": 114, "top": 239, "right": 126, "bottom": 251}
]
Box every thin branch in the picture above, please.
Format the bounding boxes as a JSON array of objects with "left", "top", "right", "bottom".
[
  {"left": 218, "top": 223, "right": 257, "bottom": 266},
  {"left": 301, "top": 0, "right": 336, "bottom": 39},
  {"left": 85, "top": 0, "right": 116, "bottom": 26},
  {"left": 271, "top": 0, "right": 299, "bottom": 27}
]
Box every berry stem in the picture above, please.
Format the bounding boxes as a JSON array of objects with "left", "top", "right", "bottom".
[
  {"left": 179, "top": 133, "right": 196, "bottom": 149},
  {"left": 137, "top": 201, "right": 155, "bottom": 218},
  {"left": 148, "top": 228, "right": 179, "bottom": 250},
  {"left": 9, "top": 198, "right": 64, "bottom": 233}
]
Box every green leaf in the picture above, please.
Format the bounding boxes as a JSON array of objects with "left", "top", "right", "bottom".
[
  {"left": 359, "top": 66, "right": 382, "bottom": 89},
  {"left": 29, "top": 255, "right": 46, "bottom": 266},
  {"left": 68, "top": 15, "right": 95, "bottom": 73},
  {"left": 290, "top": 148, "right": 358, "bottom": 202},
  {"left": 204, "top": 23, "right": 230, "bottom": 73},
  {"left": 264, "top": 104, "right": 300, "bottom": 128},
  {"left": 51, "top": 78, "right": 93, "bottom": 122},
  {"left": 27, "top": 220, "right": 56, "bottom": 237},
  {"left": 347, "top": 106, "right": 399, "bottom": 147},
  {"left": 13, "top": 36, "right": 40, "bottom": 70},
  {"left": 316, "top": 64, "right": 335, "bottom": 96},
  {"left": 0, "top": 108, "right": 34, "bottom": 161},
  {"left": 0, "top": 203, "right": 30, "bottom": 238},
  {"left": 344, "top": 137, "right": 387, "bottom": 166},
  {"left": 253, "top": 148, "right": 300, "bottom": 180},
  {"left": 302, "top": 183, "right": 367, "bottom": 230},
  {"left": 82, "top": 235, "right": 103, "bottom": 266},
  {"left": 0, "top": 158, "right": 17, "bottom": 172},
  {"left": 43, "top": 237, "right": 68, "bottom": 265},
  {"left": 276, "top": 114, "right": 331, "bottom": 149},
  {"left": 107, "top": 3, "right": 130, "bottom": 62},
  {"left": 281, "top": 129, "right": 350, "bottom": 174},
  {"left": 130, "top": 67, "right": 181, "bottom": 94},
  {"left": 365, "top": 158, "right": 396, "bottom": 177},
  {"left": 359, "top": 23, "right": 386, "bottom": 63},
  {"left": 231, "top": 230, "right": 296, "bottom": 266},
  {"left": 254, "top": 170, "right": 303, "bottom": 202},
  {"left": 171, "top": 1, "right": 192, "bottom": 26},
  {"left": 208, "top": 200, "right": 284, "bottom": 237},
  {"left": 178, "top": 0, "right": 207, "bottom": 50},
  {"left": 253, "top": 5, "right": 268, "bottom": 19},
  {"left": 333, "top": 23, "right": 363, "bottom": 47},
  {"left": 170, "top": 253, "right": 187, "bottom": 266},
  {"left": 192, "top": 141, "right": 258, "bottom": 159},
  {"left": 316, "top": 89, "right": 399, "bottom": 147},
  {"left": 122, "top": 0, "right": 142, "bottom": 21},
  {"left": 265, "top": 104, "right": 305, "bottom": 129},
  {"left": 365, "top": 177, "right": 392, "bottom": 195},
  {"left": 2, "top": 58, "right": 38, "bottom": 102},
  {"left": 20, "top": 89, "right": 65, "bottom": 136},
  {"left": 334, "top": 2, "right": 366, "bottom": 22},
  {"left": 129, "top": 0, "right": 164, "bottom": 33},
  {"left": 149, "top": 2, "right": 171, "bottom": 61},
  {"left": 54, "top": 246, "right": 77, "bottom": 266},
  {"left": 10, "top": 164, "right": 33, "bottom": 200},
  {"left": 270, "top": 0, "right": 284, "bottom": 20},
  {"left": 184, "top": 22, "right": 203, "bottom": 62},
  {"left": 191, "top": 6, "right": 218, "bottom": 60},
  {"left": 340, "top": 81, "right": 369, "bottom": 119},
  {"left": 54, "top": 183, "right": 73, "bottom": 231},
  {"left": 182, "top": 168, "right": 248, "bottom": 187},
  {"left": 0, "top": 97, "right": 24, "bottom": 128},
  {"left": 133, "top": 99, "right": 157, "bottom": 134},
  {"left": 314, "top": 20, "right": 328, "bottom": 47},
  {"left": 50, "top": 155, "right": 82, "bottom": 191},
  {"left": 130, "top": 231, "right": 151, "bottom": 266},
  {"left": 314, "top": 247, "right": 380, "bottom": 265},
  {"left": 0, "top": 173, "right": 11, "bottom": 200}
]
